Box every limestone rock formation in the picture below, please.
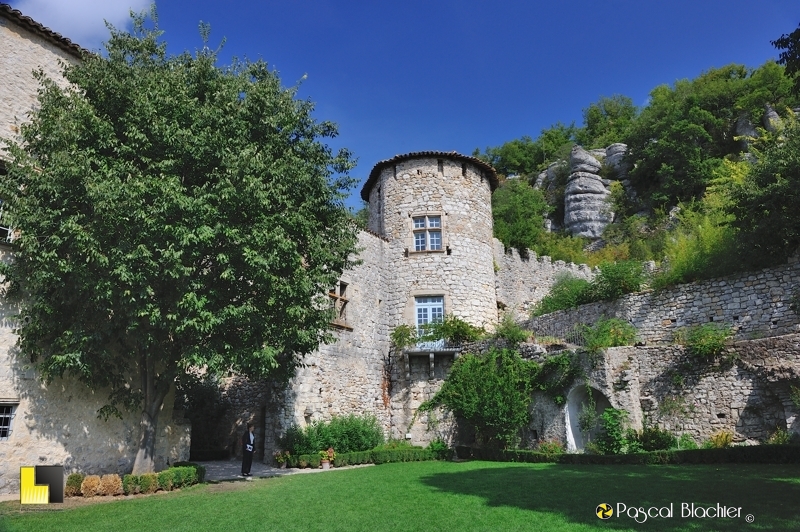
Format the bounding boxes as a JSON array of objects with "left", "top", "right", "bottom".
[{"left": 533, "top": 143, "right": 633, "bottom": 239}]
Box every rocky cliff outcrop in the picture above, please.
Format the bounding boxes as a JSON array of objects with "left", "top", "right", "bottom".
[{"left": 535, "top": 143, "right": 632, "bottom": 239}]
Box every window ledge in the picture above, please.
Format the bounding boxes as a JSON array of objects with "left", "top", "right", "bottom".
[{"left": 330, "top": 321, "right": 353, "bottom": 331}]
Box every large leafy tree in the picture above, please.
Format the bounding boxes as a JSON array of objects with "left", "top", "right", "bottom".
[
  {"left": 773, "top": 22, "right": 800, "bottom": 97},
  {"left": 625, "top": 62, "right": 797, "bottom": 207},
  {"left": 0, "top": 14, "right": 358, "bottom": 473},
  {"left": 729, "top": 118, "right": 800, "bottom": 267},
  {"left": 574, "top": 94, "right": 638, "bottom": 149},
  {"left": 491, "top": 179, "right": 552, "bottom": 255}
]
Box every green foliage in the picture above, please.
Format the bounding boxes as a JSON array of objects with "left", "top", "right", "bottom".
[
  {"left": 0, "top": 10, "right": 359, "bottom": 472},
  {"left": 773, "top": 23, "right": 800, "bottom": 97},
  {"left": 138, "top": 473, "right": 159, "bottom": 494},
  {"left": 678, "top": 433, "right": 699, "bottom": 450},
  {"left": 766, "top": 428, "right": 791, "bottom": 445},
  {"left": 532, "top": 273, "right": 593, "bottom": 316},
  {"left": 595, "top": 408, "right": 629, "bottom": 455},
  {"left": 591, "top": 260, "right": 646, "bottom": 300},
  {"left": 574, "top": 95, "right": 638, "bottom": 149},
  {"left": 390, "top": 324, "right": 417, "bottom": 350},
  {"left": 532, "top": 351, "right": 584, "bottom": 404},
  {"left": 422, "top": 315, "right": 484, "bottom": 345},
  {"left": 791, "top": 385, "right": 800, "bottom": 410},
  {"left": 425, "top": 348, "right": 536, "bottom": 448},
  {"left": 122, "top": 474, "right": 139, "bottom": 495},
  {"left": 533, "top": 261, "right": 644, "bottom": 316},
  {"left": 492, "top": 314, "right": 530, "bottom": 344},
  {"left": 157, "top": 469, "right": 175, "bottom": 491},
  {"left": 582, "top": 317, "right": 638, "bottom": 353},
  {"left": 474, "top": 123, "right": 577, "bottom": 177},
  {"left": 65, "top": 473, "right": 85, "bottom": 497},
  {"left": 535, "top": 439, "right": 565, "bottom": 457},
  {"left": 625, "top": 62, "right": 798, "bottom": 207},
  {"left": 678, "top": 323, "right": 732, "bottom": 358},
  {"left": 729, "top": 118, "right": 800, "bottom": 267},
  {"left": 628, "top": 427, "right": 678, "bottom": 452},
  {"left": 172, "top": 461, "right": 206, "bottom": 483},
  {"left": 707, "top": 430, "right": 734, "bottom": 449},
  {"left": 492, "top": 179, "right": 552, "bottom": 255},
  {"left": 279, "top": 414, "right": 384, "bottom": 456}
]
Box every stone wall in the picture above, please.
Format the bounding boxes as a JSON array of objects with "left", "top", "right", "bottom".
[
  {"left": 0, "top": 11, "right": 80, "bottom": 159},
  {"left": 369, "top": 156, "right": 497, "bottom": 330},
  {"left": 493, "top": 239, "right": 595, "bottom": 321},
  {"left": 0, "top": 248, "right": 189, "bottom": 495},
  {"left": 262, "top": 231, "right": 390, "bottom": 460},
  {"left": 525, "top": 254, "right": 800, "bottom": 343}
]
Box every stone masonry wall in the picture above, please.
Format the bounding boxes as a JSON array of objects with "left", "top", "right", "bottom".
[
  {"left": 262, "top": 231, "right": 390, "bottom": 461},
  {"left": 0, "top": 248, "right": 189, "bottom": 496},
  {"left": 370, "top": 156, "right": 497, "bottom": 330},
  {"left": 525, "top": 254, "right": 800, "bottom": 343},
  {"left": 493, "top": 239, "right": 595, "bottom": 322},
  {"left": 0, "top": 13, "right": 80, "bottom": 159}
]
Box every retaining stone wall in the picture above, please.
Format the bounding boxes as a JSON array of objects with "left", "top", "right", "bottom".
[{"left": 525, "top": 255, "right": 800, "bottom": 344}]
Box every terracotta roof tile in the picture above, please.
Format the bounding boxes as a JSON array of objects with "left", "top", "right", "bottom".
[{"left": 1, "top": 3, "right": 88, "bottom": 58}]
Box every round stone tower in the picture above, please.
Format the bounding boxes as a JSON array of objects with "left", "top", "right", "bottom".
[{"left": 361, "top": 151, "right": 499, "bottom": 331}]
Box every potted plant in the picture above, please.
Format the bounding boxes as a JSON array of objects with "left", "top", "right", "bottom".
[
  {"left": 319, "top": 447, "right": 335, "bottom": 470},
  {"left": 274, "top": 450, "right": 290, "bottom": 469}
]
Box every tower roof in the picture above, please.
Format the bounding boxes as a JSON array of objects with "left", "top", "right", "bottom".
[
  {"left": 360, "top": 151, "right": 499, "bottom": 201},
  {"left": 0, "top": 4, "right": 88, "bottom": 58}
]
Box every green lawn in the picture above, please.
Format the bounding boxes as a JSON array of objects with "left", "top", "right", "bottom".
[{"left": 2, "top": 461, "right": 799, "bottom": 531}]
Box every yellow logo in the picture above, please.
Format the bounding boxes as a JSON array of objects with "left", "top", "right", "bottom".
[
  {"left": 20, "top": 466, "right": 64, "bottom": 504},
  {"left": 596, "top": 503, "right": 613, "bottom": 519}
]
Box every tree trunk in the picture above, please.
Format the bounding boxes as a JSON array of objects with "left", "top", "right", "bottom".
[{"left": 131, "top": 352, "right": 174, "bottom": 475}]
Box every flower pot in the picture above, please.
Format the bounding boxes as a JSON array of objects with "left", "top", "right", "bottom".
[
  {"left": 279, "top": 462, "right": 287, "bottom": 469},
  {"left": 321, "top": 460, "right": 330, "bottom": 470}
]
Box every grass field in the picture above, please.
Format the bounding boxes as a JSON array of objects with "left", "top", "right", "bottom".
[{"left": 1, "top": 460, "right": 799, "bottom": 531}]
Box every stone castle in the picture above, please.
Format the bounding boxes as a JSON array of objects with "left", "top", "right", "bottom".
[{"left": 2, "top": 4, "right": 800, "bottom": 496}]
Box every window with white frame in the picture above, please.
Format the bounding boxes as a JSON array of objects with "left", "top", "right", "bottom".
[
  {"left": 415, "top": 296, "right": 444, "bottom": 349},
  {"left": 0, "top": 199, "right": 12, "bottom": 244},
  {"left": 412, "top": 215, "right": 442, "bottom": 252},
  {"left": 0, "top": 404, "right": 16, "bottom": 440}
]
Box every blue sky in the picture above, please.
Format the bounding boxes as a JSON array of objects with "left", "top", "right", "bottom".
[{"left": 9, "top": 0, "right": 799, "bottom": 209}]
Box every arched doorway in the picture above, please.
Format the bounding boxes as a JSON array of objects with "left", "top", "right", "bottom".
[{"left": 565, "top": 385, "right": 612, "bottom": 451}]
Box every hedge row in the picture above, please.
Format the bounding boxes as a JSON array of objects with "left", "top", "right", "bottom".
[
  {"left": 287, "top": 448, "right": 453, "bottom": 468},
  {"left": 456, "top": 444, "right": 800, "bottom": 465},
  {"left": 122, "top": 464, "right": 205, "bottom": 495}
]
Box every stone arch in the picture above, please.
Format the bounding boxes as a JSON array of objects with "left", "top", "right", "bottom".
[{"left": 565, "top": 385, "right": 612, "bottom": 451}]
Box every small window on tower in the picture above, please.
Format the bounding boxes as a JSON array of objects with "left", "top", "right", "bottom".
[
  {"left": 329, "top": 281, "right": 352, "bottom": 330},
  {"left": 411, "top": 215, "right": 443, "bottom": 252}
]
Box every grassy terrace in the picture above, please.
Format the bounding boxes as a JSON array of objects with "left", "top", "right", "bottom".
[{"left": 2, "top": 461, "right": 799, "bottom": 531}]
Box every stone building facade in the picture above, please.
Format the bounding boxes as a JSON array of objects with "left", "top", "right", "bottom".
[{"left": 0, "top": 5, "right": 189, "bottom": 496}]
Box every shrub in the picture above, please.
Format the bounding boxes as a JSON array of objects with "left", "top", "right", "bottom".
[
  {"left": 65, "top": 473, "right": 84, "bottom": 497},
  {"left": 122, "top": 474, "right": 140, "bottom": 495},
  {"left": 582, "top": 317, "right": 638, "bottom": 353},
  {"left": 99, "top": 474, "right": 123, "bottom": 496},
  {"left": 422, "top": 314, "right": 484, "bottom": 345},
  {"left": 766, "top": 428, "right": 791, "bottom": 445},
  {"left": 492, "top": 313, "right": 529, "bottom": 344},
  {"left": 426, "top": 438, "right": 453, "bottom": 460},
  {"left": 633, "top": 427, "right": 678, "bottom": 452},
  {"left": 390, "top": 324, "right": 417, "bottom": 350},
  {"left": 535, "top": 439, "right": 565, "bottom": 457},
  {"left": 680, "top": 323, "right": 732, "bottom": 358},
  {"left": 423, "top": 348, "right": 536, "bottom": 448},
  {"left": 138, "top": 473, "right": 159, "bottom": 494},
  {"left": 80, "top": 475, "right": 101, "bottom": 498},
  {"left": 279, "top": 414, "right": 384, "bottom": 456},
  {"left": 707, "top": 430, "right": 733, "bottom": 449},
  {"left": 677, "top": 433, "right": 699, "bottom": 450},
  {"left": 533, "top": 273, "right": 592, "bottom": 316},
  {"left": 157, "top": 469, "right": 175, "bottom": 491},
  {"left": 596, "top": 408, "right": 629, "bottom": 455},
  {"left": 373, "top": 439, "right": 418, "bottom": 451},
  {"left": 591, "top": 260, "right": 645, "bottom": 300},
  {"left": 172, "top": 462, "right": 206, "bottom": 484}
]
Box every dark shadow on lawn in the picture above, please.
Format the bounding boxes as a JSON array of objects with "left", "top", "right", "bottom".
[{"left": 420, "top": 463, "right": 800, "bottom": 530}]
